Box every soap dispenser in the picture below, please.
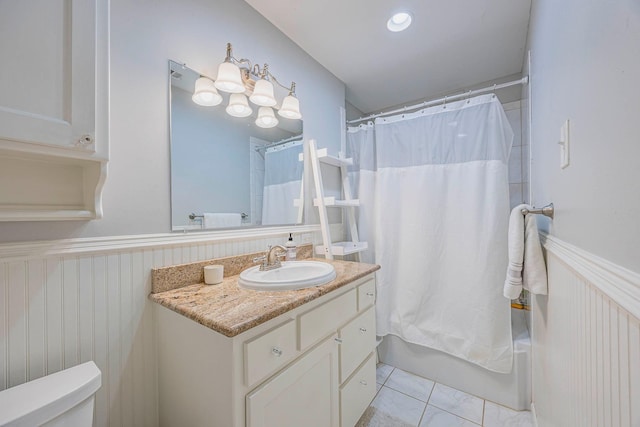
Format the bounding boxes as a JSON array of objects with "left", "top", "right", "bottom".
[{"left": 285, "top": 233, "right": 297, "bottom": 261}]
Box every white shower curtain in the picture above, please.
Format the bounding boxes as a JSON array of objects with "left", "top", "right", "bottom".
[
  {"left": 261, "top": 141, "right": 303, "bottom": 225},
  {"left": 348, "top": 94, "right": 514, "bottom": 373},
  {"left": 347, "top": 122, "right": 376, "bottom": 264}
]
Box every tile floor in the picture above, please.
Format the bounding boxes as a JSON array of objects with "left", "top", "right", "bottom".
[{"left": 356, "top": 363, "right": 534, "bottom": 427}]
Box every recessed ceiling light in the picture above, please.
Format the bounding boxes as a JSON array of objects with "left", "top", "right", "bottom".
[{"left": 387, "top": 12, "right": 412, "bottom": 32}]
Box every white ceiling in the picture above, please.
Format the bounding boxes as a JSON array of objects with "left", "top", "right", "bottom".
[{"left": 244, "top": 0, "right": 532, "bottom": 114}]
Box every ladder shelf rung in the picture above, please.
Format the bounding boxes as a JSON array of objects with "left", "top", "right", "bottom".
[
  {"left": 299, "top": 148, "right": 353, "bottom": 167},
  {"left": 313, "top": 197, "right": 360, "bottom": 207},
  {"left": 315, "top": 241, "right": 368, "bottom": 256}
]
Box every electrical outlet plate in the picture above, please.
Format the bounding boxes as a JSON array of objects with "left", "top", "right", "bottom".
[{"left": 559, "top": 119, "right": 570, "bottom": 169}]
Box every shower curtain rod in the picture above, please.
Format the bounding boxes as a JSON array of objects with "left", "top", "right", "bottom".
[
  {"left": 255, "top": 134, "right": 303, "bottom": 151},
  {"left": 346, "top": 76, "right": 529, "bottom": 125}
]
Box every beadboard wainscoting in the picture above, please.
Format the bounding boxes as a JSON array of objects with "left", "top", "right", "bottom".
[
  {"left": 534, "top": 234, "right": 640, "bottom": 427},
  {"left": 0, "top": 224, "right": 340, "bottom": 427}
]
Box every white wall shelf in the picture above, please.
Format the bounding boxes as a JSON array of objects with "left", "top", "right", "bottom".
[{"left": 0, "top": 148, "right": 107, "bottom": 221}]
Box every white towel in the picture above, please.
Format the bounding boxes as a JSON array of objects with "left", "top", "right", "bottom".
[
  {"left": 504, "top": 204, "right": 526, "bottom": 299},
  {"left": 522, "top": 213, "right": 548, "bottom": 295},
  {"left": 202, "top": 213, "right": 242, "bottom": 229},
  {"left": 503, "top": 204, "right": 548, "bottom": 299}
]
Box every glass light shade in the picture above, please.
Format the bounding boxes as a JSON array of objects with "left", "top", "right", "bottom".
[
  {"left": 192, "top": 77, "right": 222, "bottom": 106},
  {"left": 214, "top": 62, "right": 245, "bottom": 93},
  {"left": 249, "top": 79, "right": 277, "bottom": 107},
  {"left": 226, "top": 93, "right": 253, "bottom": 118},
  {"left": 278, "top": 95, "right": 302, "bottom": 120},
  {"left": 255, "top": 107, "right": 279, "bottom": 128}
]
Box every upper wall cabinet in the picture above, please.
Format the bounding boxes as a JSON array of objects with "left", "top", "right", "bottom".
[{"left": 0, "top": 0, "right": 109, "bottom": 221}]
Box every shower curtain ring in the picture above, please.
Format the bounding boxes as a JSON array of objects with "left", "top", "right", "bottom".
[{"left": 443, "top": 96, "right": 447, "bottom": 109}]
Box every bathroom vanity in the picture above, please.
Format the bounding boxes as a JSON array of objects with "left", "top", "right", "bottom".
[{"left": 151, "top": 256, "right": 379, "bottom": 427}]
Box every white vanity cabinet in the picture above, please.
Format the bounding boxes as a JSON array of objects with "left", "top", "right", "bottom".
[
  {"left": 0, "top": 0, "right": 108, "bottom": 221},
  {"left": 155, "top": 274, "right": 377, "bottom": 427}
]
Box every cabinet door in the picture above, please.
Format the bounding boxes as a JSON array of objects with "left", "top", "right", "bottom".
[
  {"left": 246, "top": 336, "right": 339, "bottom": 427},
  {"left": 338, "top": 306, "right": 376, "bottom": 382},
  {"left": 340, "top": 352, "right": 377, "bottom": 427},
  {"left": 0, "top": 0, "right": 105, "bottom": 156}
]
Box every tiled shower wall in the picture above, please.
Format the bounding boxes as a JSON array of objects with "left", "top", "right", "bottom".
[
  {"left": 249, "top": 140, "right": 266, "bottom": 226},
  {"left": 504, "top": 101, "right": 530, "bottom": 209},
  {"left": 504, "top": 101, "right": 531, "bottom": 308}
]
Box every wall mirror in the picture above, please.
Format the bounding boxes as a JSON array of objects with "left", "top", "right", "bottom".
[{"left": 169, "top": 60, "right": 304, "bottom": 231}]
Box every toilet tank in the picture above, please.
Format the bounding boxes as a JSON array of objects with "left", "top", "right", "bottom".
[{"left": 0, "top": 361, "right": 101, "bottom": 426}]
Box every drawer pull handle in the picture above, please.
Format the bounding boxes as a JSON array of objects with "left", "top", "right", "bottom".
[
  {"left": 359, "top": 380, "right": 368, "bottom": 386},
  {"left": 334, "top": 338, "right": 343, "bottom": 344},
  {"left": 359, "top": 327, "right": 367, "bottom": 333},
  {"left": 366, "top": 292, "right": 374, "bottom": 297},
  {"left": 272, "top": 347, "right": 283, "bottom": 357}
]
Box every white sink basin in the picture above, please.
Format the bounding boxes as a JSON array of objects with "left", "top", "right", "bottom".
[{"left": 238, "top": 261, "right": 337, "bottom": 291}]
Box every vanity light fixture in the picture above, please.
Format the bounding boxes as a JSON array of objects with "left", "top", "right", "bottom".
[
  {"left": 255, "top": 106, "right": 279, "bottom": 128},
  {"left": 226, "top": 93, "right": 253, "bottom": 117},
  {"left": 194, "top": 43, "right": 302, "bottom": 123},
  {"left": 387, "top": 12, "right": 413, "bottom": 32},
  {"left": 192, "top": 76, "right": 223, "bottom": 106},
  {"left": 278, "top": 83, "right": 302, "bottom": 120},
  {"left": 214, "top": 46, "right": 245, "bottom": 94},
  {"left": 249, "top": 64, "right": 277, "bottom": 107}
]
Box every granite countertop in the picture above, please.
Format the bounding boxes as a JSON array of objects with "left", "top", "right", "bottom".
[{"left": 150, "top": 259, "right": 380, "bottom": 338}]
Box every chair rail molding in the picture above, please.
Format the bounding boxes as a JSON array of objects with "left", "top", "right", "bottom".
[
  {"left": 0, "top": 224, "right": 324, "bottom": 262},
  {"left": 541, "top": 233, "right": 640, "bottom": 320}
]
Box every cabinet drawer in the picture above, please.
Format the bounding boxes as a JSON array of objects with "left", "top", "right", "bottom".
[
  {"left": 298, "top": 289, "right": 357, "bottom": 351},
  {"left": 357, "top": 279, "right": 376, "bottom": 311},
  {"left": 338, "top": 306, "right": 376, "bottom": 382},
  {"left": 244, "top": 319, "right": 297, "bottom": 387},
  {"left": 340, "top": 352, "right": 376, "bottom": 427}
]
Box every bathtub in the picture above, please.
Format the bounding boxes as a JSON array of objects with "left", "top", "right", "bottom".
[{"left": 377, "top": 308, "right": 531, "bottom": 411}]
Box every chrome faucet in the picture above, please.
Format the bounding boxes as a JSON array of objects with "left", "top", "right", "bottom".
[{"left": 253, "top": 245, "right": 287, "bottom": 271}]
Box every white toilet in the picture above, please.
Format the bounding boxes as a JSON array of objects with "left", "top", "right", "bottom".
[{"left": 0, "top": 361, "right": 101, "bottom": 426}]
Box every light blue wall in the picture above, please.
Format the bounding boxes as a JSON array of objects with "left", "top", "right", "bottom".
[{"left": 527, "top": 0, "right": 640, "bottom": 273}]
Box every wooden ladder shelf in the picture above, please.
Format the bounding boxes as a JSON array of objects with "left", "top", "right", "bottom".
[{"left": 306, "top": 139, "right": 368, "bottom": 260}]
